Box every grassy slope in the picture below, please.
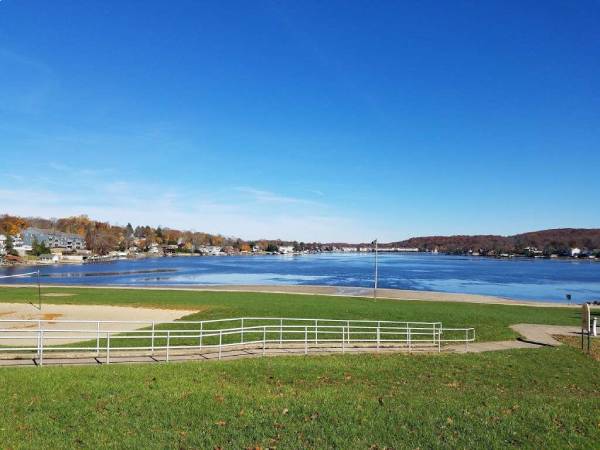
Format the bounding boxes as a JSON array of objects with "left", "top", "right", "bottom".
[
  {"left": 0, "top": 347, "right": 598, "bottom": 449},
  {"left": 0, "top": 286, "right": 585, "bottom": 342},
  {"left": 0, "top": 287, "right": 598, "bottom": 448}
]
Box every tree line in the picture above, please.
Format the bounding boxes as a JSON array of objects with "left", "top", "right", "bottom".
[
  {"left": 390, "top": 228, "right": 600, "bottom": 256},
  {"left": 0, "top": 214, "right": 310, "bottom": 255}
]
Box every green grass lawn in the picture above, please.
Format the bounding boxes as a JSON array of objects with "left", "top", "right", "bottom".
[
  {"left": 0, "top": 286, "right": 598, "bottom": 449},
  {"left": 0, "top": 347, "right": 598, "bottom": 449},
  {"left": 0, "top": 286, "right": 588, "bottom": 342}
]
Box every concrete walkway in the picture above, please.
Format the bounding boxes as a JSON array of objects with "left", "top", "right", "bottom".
[
  {"left": 447, "top": 323, "right": 584, "bottom": 353},
  {"left": 510, "top": 324, "right": 581, "bottom": 346},
  {"left": 0, "top": 344, "right": 434, "bottom": 368}
]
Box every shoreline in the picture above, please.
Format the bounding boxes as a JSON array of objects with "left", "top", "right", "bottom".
[{"left": 0, "top": 283, "right": 579, "bottom": 308}]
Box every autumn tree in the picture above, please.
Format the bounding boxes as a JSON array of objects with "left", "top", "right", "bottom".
[{"left": 0, "top": 215, "right": 29, "bottom": 235}]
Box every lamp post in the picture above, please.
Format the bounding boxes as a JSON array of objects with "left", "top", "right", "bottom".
[{"left": 372, "top": 239, "right": 378, "bottom": 299}]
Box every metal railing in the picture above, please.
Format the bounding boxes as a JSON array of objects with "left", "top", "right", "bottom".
[{"left": 0, "top": 317, "right": 475, "bottom": 366}]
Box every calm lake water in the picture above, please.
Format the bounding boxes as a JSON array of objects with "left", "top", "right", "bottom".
[{"left": 1, "top": 253, "right": 600, "bottom": 303}]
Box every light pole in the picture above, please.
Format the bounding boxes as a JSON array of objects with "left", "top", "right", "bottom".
[{"left": 372, "top": 239, "right": 378, "bottom": 299}]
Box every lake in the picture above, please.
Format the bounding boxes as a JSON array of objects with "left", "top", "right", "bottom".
[{"left": 1, "top": 253, "right": 599, "bottom": 303}]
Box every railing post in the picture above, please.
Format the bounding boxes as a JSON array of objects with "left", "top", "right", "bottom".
[
  {"left": 304, "top": 326, "right": 308, "bottom": 355},
  {"left": 262, "top": 326, "right": 266, "bottom": 356},
  {"left": 280, "top": 319, "right": 283, "bottom": 346},
  {"left": 96, "top": 321, "right": 101, "bottom": 356},
  {"left": 346, "top": 320, "right": 350, "bottom": 346},
  {"left": 39, "top": 329, "right": 44, "bottom": 367},
  {"left": 377, "top": 325, "right": 380, "bottom": 351},
  {"left": 240, "top": 319, "right": 244, "bottom": 344},
  {"left": 465, "top": 329, "right": 468, "bottom": 352},
  {"left": 219, "top": 330, "right": 222, "bottom": 360},
  {"left": 408, "top": 327, "right": 412, "bottom": 353},
  {"left": 36, "top": 328, "right": 41, "bottom": 361},
  {"left": 438, "top": 325, "right": 441, "bottom": 353},
  {"left": 106, "top": 332, "right": 110, "bottom": 365},
  {"left": 315, "top": 319, "right": 318, "bottom": 344},
  {"left": 342, "top": 326, "right": 345, "bottom": 353},
  {"left": 37, "top": 320, "right": 42, "bottom": 360},
  {"left": 151, "top": 321, "right": 155, "bottom": 356},
  {"left": 199, "top": 327, "right": 203, "bottom": 351},
  {"left": 166, "top": 331, "right": 171, "bottom": 362}
]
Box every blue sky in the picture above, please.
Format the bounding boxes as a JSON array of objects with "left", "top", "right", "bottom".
[{"left": 1, "top": 1, "right": 599, "bottom": 242}]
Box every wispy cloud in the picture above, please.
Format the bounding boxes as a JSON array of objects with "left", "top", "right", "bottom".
[
  {"left": 0, "top": 168, "right": 377, "bottom": 241},
  {"left": 235, "top": 187, "right": 322, "bottom": 206}
]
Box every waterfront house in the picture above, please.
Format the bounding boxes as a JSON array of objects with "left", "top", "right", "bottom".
[
  {"left": 198, "top": 245, "right": 222, "bottom": 256},
  {"left": 39, "top": 253, "right": 60, "bottom": 263},
  {"left": 0, "top": 234, "right": 5, "bottom": 255},
  {"left": 148, "top": 243, "right": 161, "bottom": 255},
  {"left": 11, "top": 234, "right": 32, "bottom": 256},
  {"left": 22, "top": 227, "right": 86, "bottom": 251}
]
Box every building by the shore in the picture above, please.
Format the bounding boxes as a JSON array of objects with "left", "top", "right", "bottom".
[{"left": 22, "top": 227, "right": 86, "bottom": 251}]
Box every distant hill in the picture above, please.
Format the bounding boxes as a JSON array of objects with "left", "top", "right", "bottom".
[{"left": 389, "top": 228, "right": 600, "bottom": 256}]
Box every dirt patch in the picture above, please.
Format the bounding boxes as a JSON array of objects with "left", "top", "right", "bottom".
[
  {"left": 555, "top": 335, "right": 600, "bottom": 361},
  {"left": 0, "top": 303, "right": 199, "bottom": 345},
  {"left": 41, "top": 313, "right": 63, "bottom": 321}
]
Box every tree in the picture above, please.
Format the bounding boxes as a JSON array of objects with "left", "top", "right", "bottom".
[
  {"left": 266, "top": 243, "right": 279, "bottom": 253},
  {"left": 5, "top": 235, "right": 17, "bottom": 256},
  {"left": 0, "top": 215, "right": 29, "bottom": 235},
  {"left": 30, "top": 237, "right": 50, "bottom": 256}
]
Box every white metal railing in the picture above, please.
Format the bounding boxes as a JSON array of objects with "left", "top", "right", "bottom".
[{"left": 0, "top": 317, "right": 475, "bottom": 366}]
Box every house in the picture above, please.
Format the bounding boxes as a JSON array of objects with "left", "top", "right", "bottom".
[
  {"left": 0, "top": 234, "right": 5, "bottom": 255},
  {"left": 524, "top": 246, "right": 544, "bottom": 256},
  {"left": 22, "top": 227, "right": 86, "bottom": 251},
  {"left": 571, "top": 248, "right": 581, "bottom": 257},
  {"left": 39, "top": 253, "right": 60, "bottom": 263},
  {"left": 12, "top": 236, "right": 33, "bottom": 257},
  {"left": 5, "top": 234, "right": 32, "bottom": 256},
  {"left": 198, "top": 246, "right": 222, "bottom": 256},
  {"left": 278, "top": 245, "right": 295, "bottom": 254},
  {"left": 147, "top": 243, "right": 162, "bottom": 255}
]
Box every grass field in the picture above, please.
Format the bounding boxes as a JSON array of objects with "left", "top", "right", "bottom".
[
  {"left": 0, "top": 286, "right": 598, "bottom": 449},
  {"left": 0, "top": 286, "right": 588, "bottom": 342},
  {"left": 0, "top": 347, "right": 598, "bottom": 448}
]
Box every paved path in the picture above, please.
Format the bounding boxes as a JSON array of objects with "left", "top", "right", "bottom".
[
  {"left": 447, "top": 340, "right": 541, "bottom": 353},
  {"left": 448, "top": 324, "right": 583, "bottom": 353},
  {"left": 510, "top": 324, "right": 581, "bottom": 346},
  {"left": 0, "top": 344, "right": 433, "bottom": 368}
]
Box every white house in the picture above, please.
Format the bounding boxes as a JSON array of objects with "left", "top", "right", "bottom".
[
  {"left": 39, "top": 253, "right": 60, "bottom": 263},
  {"left": 0, "top": 234, "right": 6, "bottom": 255},
  {"left": 148, "top": 243, "right": 161, "bottom": 255},
  {"left": 278, "top": 245, "right": 295, "bottom": 254},
  {"left": 198, "top": 245, "right": 222, "bottom": 256},
  {"left": 571, "top": 247, "right": 581, "bottom": 257}
]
